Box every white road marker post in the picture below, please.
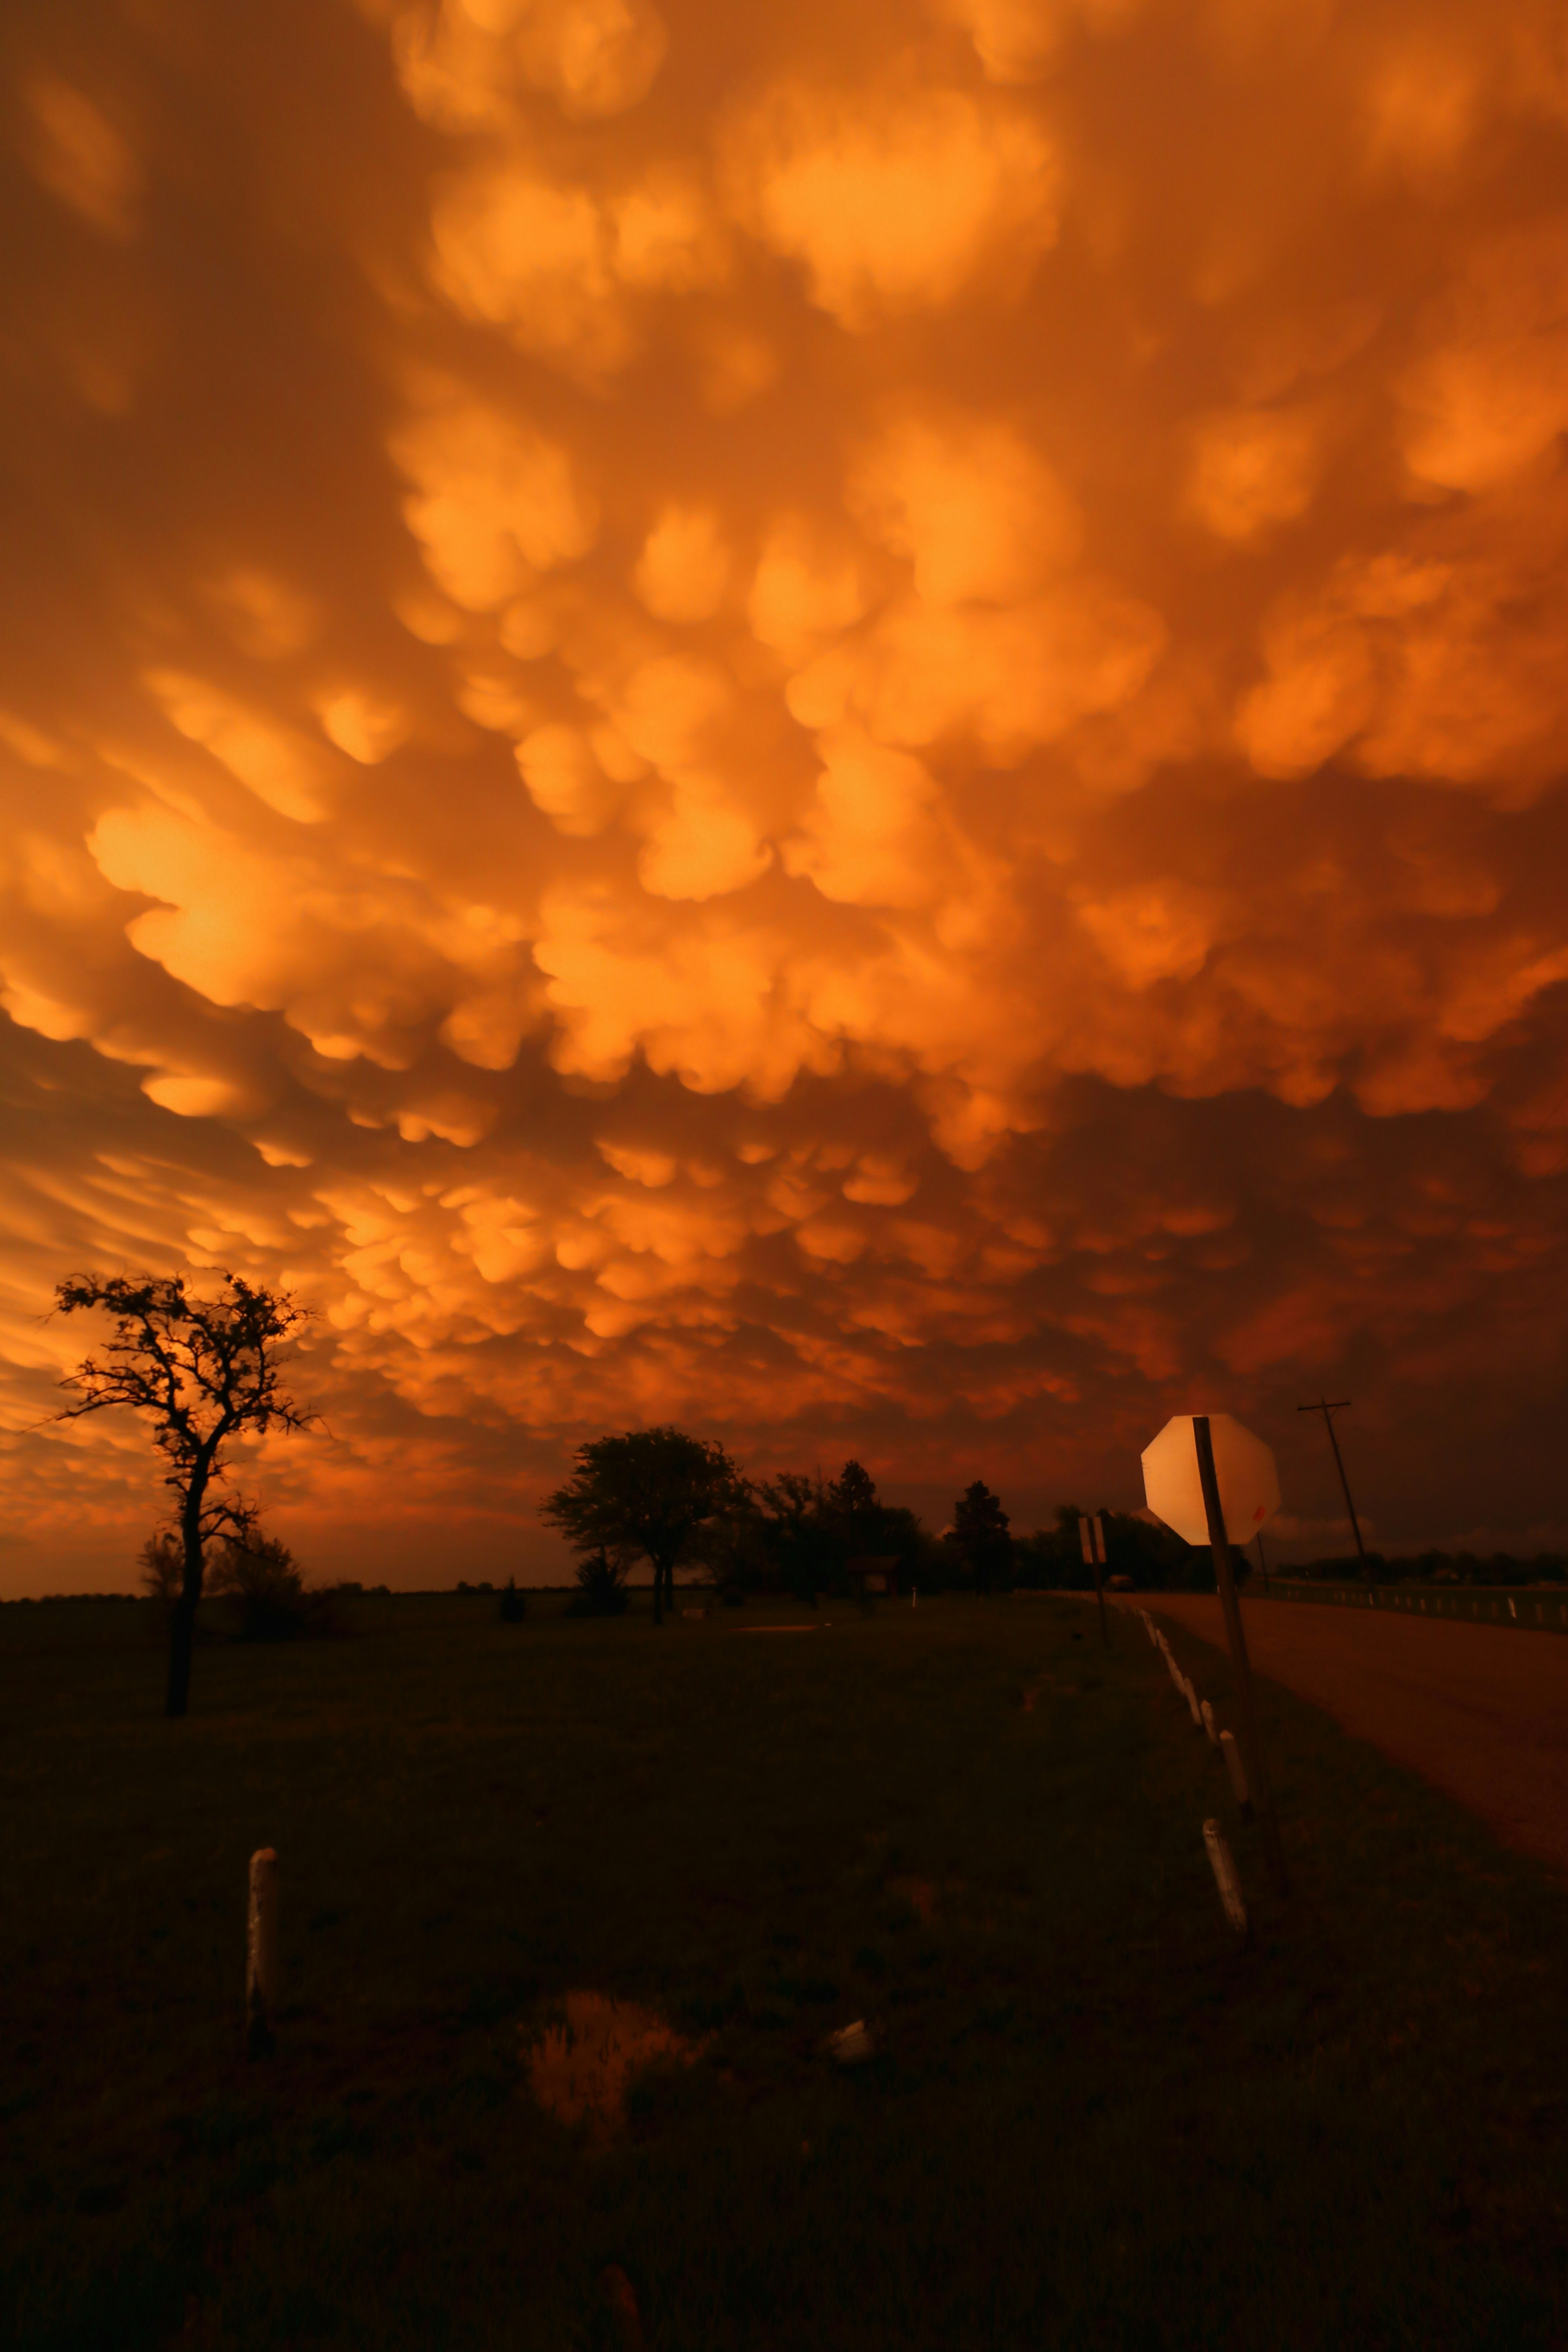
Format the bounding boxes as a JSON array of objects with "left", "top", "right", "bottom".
[
  {"left": 1219, "top": 1729, "right": 1253, "bottom": 1819},
  {"left": 1203, "top": 1819, "right": 1250, "bottom": 1942},
  {"left": 246, "top": 1847, "right": 279, "bottom": 2059}
]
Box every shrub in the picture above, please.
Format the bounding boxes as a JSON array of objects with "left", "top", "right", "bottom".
[
  {"left": 137, "top": 1530, "right": 184, "bottom": 1607},
  {"left": 499, "top": 1577, "right": 527, "bottom": 1622},
  {"left": 209, "top": 1535, "right": 312, "bottom": 1640},
  {"left": 565, "top": 1550, "right": 630, "bottom": 1618}
]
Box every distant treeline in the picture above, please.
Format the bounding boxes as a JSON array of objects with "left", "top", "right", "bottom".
[
  {"left": 31, "top": 1520, "right": 1565, "bottom": 1617},
  {"left": 1286, "top": 1552, "right": 1567, "bottom": 1587},
  {"left": 635, "top": 1465, "right": 1223, "bottom": 1599},
  {"left": 592, "top": 1459, "right": 1568, "bottom": 1598}
]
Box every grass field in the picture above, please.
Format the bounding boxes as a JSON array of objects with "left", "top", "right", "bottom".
[{"left": 4, "top": 1590, "right": 1567, "bottom": 2351}]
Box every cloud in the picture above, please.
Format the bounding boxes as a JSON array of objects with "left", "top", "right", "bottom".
[
  {"left": 24, "top": 71, "right": 142, "bottom": 240},
  {"left": 0, "top": 0, "right": 1566, "bottom": 1588},
  {"left": 395, "top": 0, "right": 668, "bottom": 130},
  {"left": 392, "top": 390, "right": 601, "bottom": 605},
  {"left": 723, "top": 76, "right": 1060, "bottom": 327}
]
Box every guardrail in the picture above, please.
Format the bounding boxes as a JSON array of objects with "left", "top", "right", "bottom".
[{"left": 1261, "top": 1581, "right": 1568, "bottom": 1633}]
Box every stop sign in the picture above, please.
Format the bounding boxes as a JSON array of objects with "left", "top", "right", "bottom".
[{"left": 1142, "top": 1414, "right": 1281, "bottom": 1546}]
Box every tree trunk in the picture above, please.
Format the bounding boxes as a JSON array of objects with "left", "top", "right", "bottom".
[
  {"left": 651, "top": 1552, "right": 677, "bottom": 1625},
  {"left": 165, "top": 1481, "right": 207, "bottom": 1719}
]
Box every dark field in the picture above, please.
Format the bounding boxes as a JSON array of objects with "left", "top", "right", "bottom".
[{"left": 4, "top": 1591, "right": 1567, "bottom": 2350}]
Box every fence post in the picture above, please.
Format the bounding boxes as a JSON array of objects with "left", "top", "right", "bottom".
[
  {"left": 1219, "top": 1730, "right": 1252, "bottom": 1817},
  {"left": 246, "top": 1848, "right": 278, "bottom": 2059},
  {"left": 1203, "top": 1820, "right": 1250, "bottom": 1941}
]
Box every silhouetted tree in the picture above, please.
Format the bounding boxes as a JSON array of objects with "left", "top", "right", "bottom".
[
  {"left": 825, "top": 1459, "right": 881, "bottom": 1548},
  {"left": 949, "top": 1480, "right": 1013, "bottom": 1592},
  {"left": 541, "top": 1427, "right": 748, "bottom": 1625},
  {"left": 137, "top": 1529, "right": 184, "bottom": 1607},
  {"left": 753, "top": 1470, "right": 836, "bottom": 1600},
  {"left": 54, "top": 1273, "right": 314, "bottom": 1716}
]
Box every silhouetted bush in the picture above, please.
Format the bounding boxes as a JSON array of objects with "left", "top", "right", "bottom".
[
  {"left": 499, "top": 1577, "right": 526, "bottom": 1622},
  {"left": 137, "top": 1530, "right": 184, "bottom": 1608},
  {"left": 565, "top": 1550, "right": 630, "bottom": 1618},
  {"left": 210, "top": 1535, "right": 314, "bottom": 1640}
]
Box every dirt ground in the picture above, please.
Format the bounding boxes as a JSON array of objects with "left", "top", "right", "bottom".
[{"left": 1141, "top": 1595, "right": 1568, "bottom": 1881}]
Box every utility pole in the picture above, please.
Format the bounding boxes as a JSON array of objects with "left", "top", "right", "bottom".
[{"left": 1297, "top": 1398, "right": 1366, "bottom": 1566}]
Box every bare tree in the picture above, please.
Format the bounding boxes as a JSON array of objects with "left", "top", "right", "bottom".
[{"left": 54, "top": 1273, "right": 314, "bottom": 1716}]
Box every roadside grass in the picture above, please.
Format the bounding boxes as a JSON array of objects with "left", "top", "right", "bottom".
[{"left": 2, "top": 1591, "right": 1566, "bottom": 2350}]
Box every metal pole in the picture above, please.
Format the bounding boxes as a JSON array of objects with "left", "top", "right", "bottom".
[
  {"left": 1193, "top": 1417, "right": 1287, "bottom": 1897},
  {"left": 1298, "top": 1398, "right": 1366, "bottom": 1565}
]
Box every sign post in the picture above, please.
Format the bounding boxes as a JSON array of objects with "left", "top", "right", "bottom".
[
  {"left": 1141, "top": 1412, "right": 1288, "bottom": 1898},
  {"left": 1079, "top": 1512, "right": 1109, "bottom": 1646},
  {"left": 1192, "top": 1416, "right": 1287, "bottom": 1896}
]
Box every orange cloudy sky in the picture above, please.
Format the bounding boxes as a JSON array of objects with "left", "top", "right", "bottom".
[{"left": 3, "top": 0, "right": 1568, "bottom": 1590}]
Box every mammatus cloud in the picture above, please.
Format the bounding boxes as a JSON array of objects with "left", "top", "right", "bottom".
[{"left": 0, "top": 0, "right": 1566, "bottom": 1585}]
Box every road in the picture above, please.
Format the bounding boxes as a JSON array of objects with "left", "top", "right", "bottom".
[{"left": 1140, "top": 1594, "right": 1568, "bottom": 1880}]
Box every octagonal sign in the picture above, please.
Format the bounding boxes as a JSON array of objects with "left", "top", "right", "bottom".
[{"left": 1141, "top": 1414, "right": 1281, "bottom": 1548}]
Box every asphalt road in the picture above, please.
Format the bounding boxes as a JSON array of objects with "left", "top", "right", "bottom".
[{"left": 1141, "top": 1594, "right": 1568, "bottom": 1880}]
